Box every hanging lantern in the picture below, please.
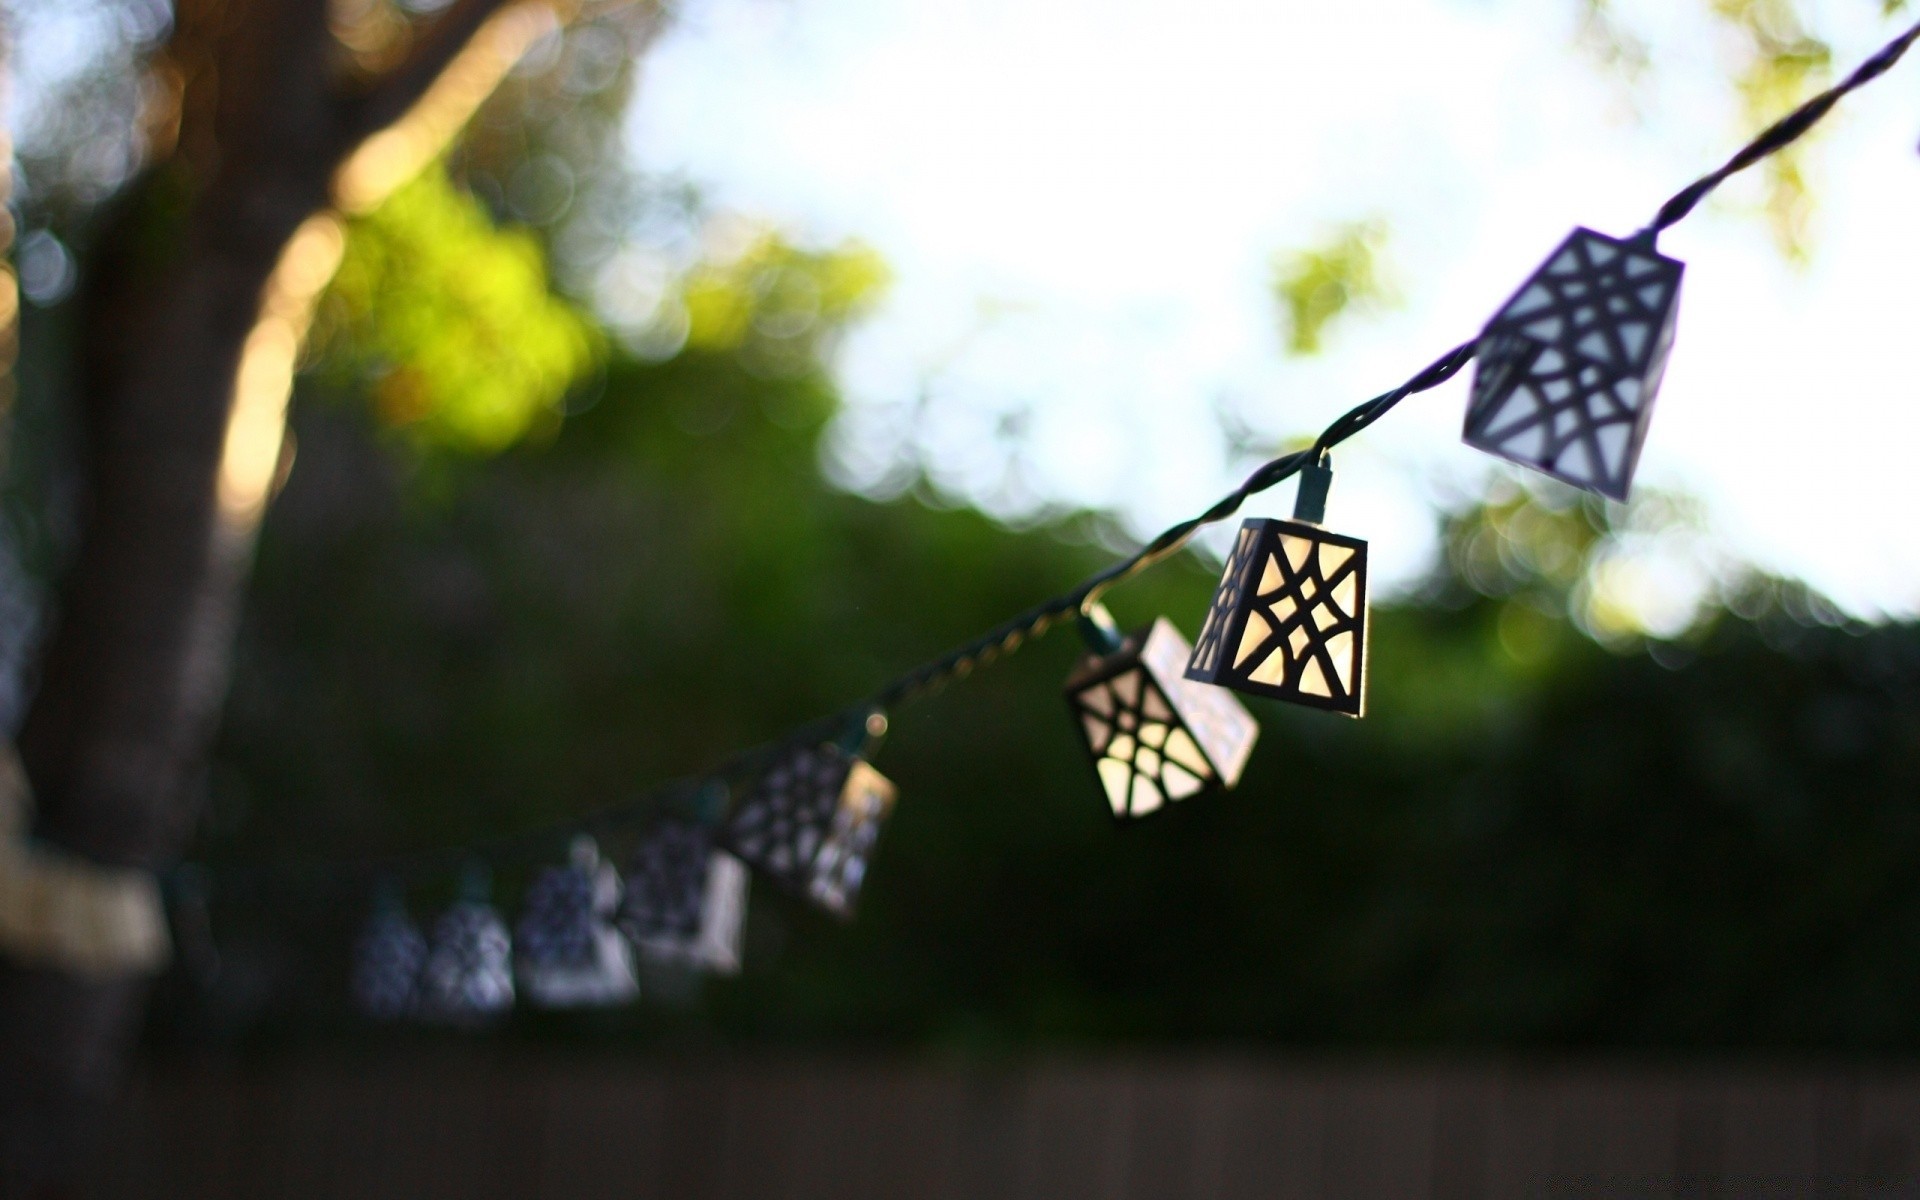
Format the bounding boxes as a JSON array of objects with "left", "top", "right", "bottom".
[
  {"left": 722, "top": 714, "right": 896, "bottom": 919},
  {"left": 417, "top": 863, "right": 515, "bottom": 1024},
  {"left": 618, "top": 817, "right": 748, "bottom": 974},
  {"left": 1064, "top": 607, "right": 1259, "bottom": 819},
  {"left": 1185, "top": 457, "right": 1368, "bottom": 716},
  {"left": 513, "top": 836, "right": 639, "bottom": 1008},
  {"left": 1463, "top": 227, "right": 1683, "bottom": 500},
  {"left": 350, "top": 881, "right": 425, "bottom": 1020}
]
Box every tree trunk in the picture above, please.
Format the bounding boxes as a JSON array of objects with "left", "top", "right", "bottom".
[
  {"left": 0, "top": 0, "right": 547, "bottom": 1189},
  {"left": 0, "top": 123, "right": 330, "bottom": 1200}
]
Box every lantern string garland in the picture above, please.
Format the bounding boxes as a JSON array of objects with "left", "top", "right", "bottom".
[
  {"left": 164, "top": 19, "right": 1920, "bottom": 1003},
  {"left": 1185, "top": 456, "right": 1372, "bottom": 716}
]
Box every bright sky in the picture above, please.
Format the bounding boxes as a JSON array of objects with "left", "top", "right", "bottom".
[{"left": 624, "top": 0, "right": 1920, "bottom": 621}]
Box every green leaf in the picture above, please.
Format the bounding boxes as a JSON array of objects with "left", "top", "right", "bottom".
[
  {"left": 313, "top": 165, "right": 602, "bottom": 453},
  {"left": 1270, "top": 219, "right": 1398, "bottom": 356}
]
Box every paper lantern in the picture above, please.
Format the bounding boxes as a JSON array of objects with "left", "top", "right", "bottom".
[
  {"left": 1064, "top": 613, "right": 1258, "bottom": 819},
  {"left": 417, "top": 865, "right": 515, "bottom": 1023},
  {"left": 350, "top": 883, "right": 425, "bottom": 1020},
  {"left": 619, "top": 818, "right": 748, "bottom": 974},
  {"left": 1463, "top": 227, "right": 1683, "bottom": 500},
  {"left": 513, "top": 837, "right": 639, "bottom": 1008},
  {"left": 1186, "top": 517, "right": 1369, "bottom": 716},
  {"left": 723, "top": 742, "right": 896, "bottom": 919}
]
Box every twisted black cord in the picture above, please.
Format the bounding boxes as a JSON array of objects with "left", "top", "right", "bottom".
[
  {"left": 869, "top": 339, "right": 1479, "bottom": 707},
  {"left": 1647, "top": 17, "right": 1920, "bottom": 237}
]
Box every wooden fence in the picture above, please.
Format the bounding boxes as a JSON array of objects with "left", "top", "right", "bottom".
[{"left": 81, "top": 1055, "right": 1920, "bottom": 1198}]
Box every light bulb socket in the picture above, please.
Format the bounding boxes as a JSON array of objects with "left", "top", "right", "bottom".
[
  {"left": 838, "top": 707, "right": 888, "bottom": 757},
  {"left": 1294, "top": 456, "right": 1333, "bottom": 524},
  {"left": 694, "top": 779, "right": 730, "bottom": 824},
  {"left": 1077, "top": 604, "right": 1126, "bottom": 656},
  {"left": 567, "top": 834, "right": 599, "bottom": 869},
  {"left": 456, "top": 860, "right": 491, "bottom": 904}
]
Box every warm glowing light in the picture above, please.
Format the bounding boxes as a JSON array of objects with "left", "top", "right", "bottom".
[
  {"left": 1188, "top": 518, "right": 1370, "bottom": 716},
  {"left": 1065, "top": 617, "right": 1259, "bottom": 819}
]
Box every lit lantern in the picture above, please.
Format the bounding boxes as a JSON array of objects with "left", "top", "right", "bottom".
[
  {"left": 619, "top": 818, "right": 748, "bottom": 974},
  {"left": 417, "top": 863, "right": 515, "bottom": 1023},
  {"left": 722, "top": 720, "right": 896, "bottom": 919},
  {"left": 350, "top": 881, "right": 425, "bottom": 1020},
  {"left": 513, "top": 837, "right": 639, "bottom": 1008},
  {"left": 1064, "top": 608, "right": 1258, "bottom": 819},
  {"left": 1463, "top": 227, "right": 1683, "bottom": 500},
  {"left": 1185, "top": 458, "right": 1369, "bottom": 716}
]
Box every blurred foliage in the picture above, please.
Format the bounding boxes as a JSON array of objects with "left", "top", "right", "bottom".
[
  {"left": 1436, "top": 481, "right": 1735, "bottom": 650},
  {"left": 1573, "top": 0, "right": 1654, "bottom": 83},
  {"left": 679, "top": 228, "right": 890, "bottom": 366},
  {"left": 1270, "top": 219, "right": 1398, "bottom": 356},
  {"left": 313, "top": 166, "right": 601, "bottom": 453},
  {"left": 1706, "top": 0, "right": 1833, "bottom": 259},
  {"left": 1572, "top": 0, "right": 1895, "bottom": 259}
]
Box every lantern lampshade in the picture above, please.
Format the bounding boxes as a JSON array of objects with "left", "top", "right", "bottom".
[
  {"left": 513, "top": 837, "right": 639, "bottom": 1008},
  {"left": 1186, "top": 518, "right": 1369, "bottom": 716},
  {"left": 722, "top": 744, "right": 896, "bottom": 920},
  {"left": 1064, "top": 617, "right": 1258, "bottom": 819},
  {"left": 350, "top": 887, "right": 426, "bottom": 1020},
  {"left": 417, "top": 868, "right": 515, "bottom": 1023},
  {"left": 1463, "top": 227, "right": 1683, "bottom": 500},
  {"left": 619, "top": 819, "right": 748, "bottom": 974}
]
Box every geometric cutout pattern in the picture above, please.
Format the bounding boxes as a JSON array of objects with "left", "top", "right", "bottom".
[
  {"left": 721, "top": 745, "right": 897, "bottom": 920},
  {"left": 417, "top": 898, "right": 516, "bottom": 1024},
  {"left": 805, "top": 761, "right": 895, "bottom": 919},
  {"left": 351, "top": 898, "right": 426, "bottom": 1021},
  {"left": 1464, "top": 227, "right": 1683, "bottom": 500},
  {"left": 1065, "top": 617, "right": 1259, "bottom": 820},
  {"left": 514, "top": 837, "right": 638, "bottom": 1009},
  {"left": 515, "top": 852, "right": 600, "bottom": 971},
  {"left": 619, "top": 819, "right": 749, "bottom": 974},
  {"left": 1185, "top": 518, "right": 1368, "bottom": 716}
]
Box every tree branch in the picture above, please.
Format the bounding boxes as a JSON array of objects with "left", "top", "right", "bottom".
[{"left": 335, "top": 0, "right": 529, "bottom": 148}]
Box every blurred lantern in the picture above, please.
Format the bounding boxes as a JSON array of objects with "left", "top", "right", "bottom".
[
  {"left": 350, "top": 880, "right": 425, "bottom": 1020},
  {"left": 417, "top": 863, "right": 515, "bottom": 1023},
  {"left": 514, "top": 836, "right": 639, "bottom": 1008},
  {"left": 618, "top": 817, "right": 748, "bottom": 974},
  {"left": 1186, "top": 457, "right": 1369, "bottom": 716},
  {"left": 1463, "top": 227, "right": 1683, "bottom": 500},
  {"left": 723, "top": 713, "right": 896, "bottom": 919},
  {"left": 1064, "top": 606, "right": 1258, "bottom": 819}
]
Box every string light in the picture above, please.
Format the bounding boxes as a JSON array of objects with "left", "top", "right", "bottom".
[
  {"left": 618, "top": 818, "right": 749, "bottom": 974},
  {"left": 1064, "top": 605, "right": 1258, "bottom": 818},
  {"left": 1462, "top": 228, "right": 1683, "bottom": 499},
  {"left": 513, "top": 837, "right": 639, "bottom": 1009},
  {"left": 721, "top": 712, "right": 897, "bottom": 919},
  {"left": 132, "top": 19, "right": 1920, "bottom": 1015},
  {"left": 350, "top": 880, "right": 426, "bottom": 1020},
  {"left": 1186, "top": 457, "right": 1370, "bottom": 716},
  {"left": 416, "top": 863, "right": 515, "bottom": 1024}
]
